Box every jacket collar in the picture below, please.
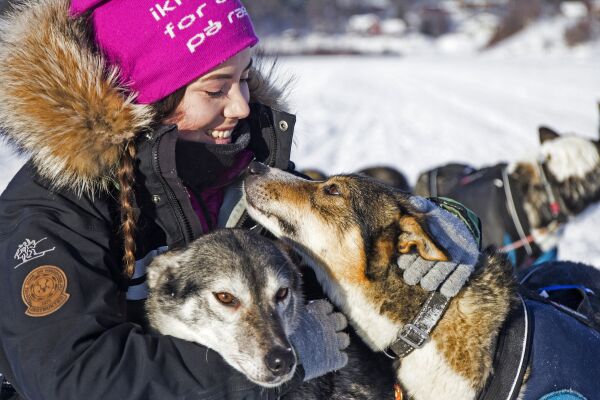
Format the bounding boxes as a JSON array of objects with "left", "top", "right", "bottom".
[{"left": 133, "top": 105, "right": 296, "bottom": 249}]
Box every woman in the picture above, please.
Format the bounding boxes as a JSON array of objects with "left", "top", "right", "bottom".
[{"left": 0, "top": 0, "right": 477, "bottom": 399}]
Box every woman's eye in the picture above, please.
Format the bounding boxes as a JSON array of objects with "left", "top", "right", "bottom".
[
  {"left": 275, "top": 287, "right": 289, "bottom": 302},
  {"left": 214, "top": 292, "right": 239, "bottom": 307},
  {"left": 205, "top": 89, "right": 225, "bottom": 98},
  {"left": 324, "top": 184, "right": 341, "bottom": 196}
]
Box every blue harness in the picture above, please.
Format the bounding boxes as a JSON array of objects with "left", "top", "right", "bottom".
[
  {"left": 522, "top": 299, "right": 600, "bottom": 400},
  {"left": 479, "top": 296, "right": 600, "bottom": 400}
]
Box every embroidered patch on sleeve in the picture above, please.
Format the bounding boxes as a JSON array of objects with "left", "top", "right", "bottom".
[
  {"left": 14, "top": 238, "right": 56, "bottom": 269},
  {"left": 21, "top": 265, "right": 70, "bottom": 317}
]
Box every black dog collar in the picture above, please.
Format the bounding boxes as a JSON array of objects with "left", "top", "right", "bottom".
[{"left": 385, "top": 291, "right": 450, "bottom": 359}]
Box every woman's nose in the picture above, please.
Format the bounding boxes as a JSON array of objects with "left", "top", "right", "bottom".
[{"left": 224, "top": 85, "right": 250, "bottom": 120}]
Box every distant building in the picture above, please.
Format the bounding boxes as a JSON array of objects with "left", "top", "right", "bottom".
[
  {"left": 347, "top": 14, "right": 382, "bottom": 35},
  {"left": 337, "top": 0, "right": 391, "bottom": 13},
  {"left": 416, "top": 6, "right": 452, "bottom": 37},
  {"left": 459, "top": 0, "right": 509, "bottom": 8}
]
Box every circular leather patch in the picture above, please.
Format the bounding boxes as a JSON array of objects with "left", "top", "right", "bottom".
[{"left": 21, "top": 265, "right": 70, "bottom": 317}]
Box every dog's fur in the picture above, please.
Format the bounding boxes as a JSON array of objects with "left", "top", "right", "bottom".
[
  {"left": 146, "top": 228, "right": 395, "bottom": 398},
  {"left": 415, "top": 127, "right": 600, "bottom": 253},
  {"left": 301, "top": 166, "right": 412, "bottom": 193},
  {"left": 146, "top": 229, "right": 303, "bottom": 388},
  {"left": 357, "top": 166, "right": 412, "bottom": 192},
  {"left": 300, "top": 169, "right": 328, "bottom": 181},
  {"left": 244, "top": 166, "right": 526, "bottom": 399}
]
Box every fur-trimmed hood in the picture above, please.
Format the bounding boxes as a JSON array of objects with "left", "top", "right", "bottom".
[{"left": 0, "top": 0, "right": 287, "bottom": 195}]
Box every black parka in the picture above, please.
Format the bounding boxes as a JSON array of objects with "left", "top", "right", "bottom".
[{"left": 0, "top": 0, "right": 303, "bottom": 398}]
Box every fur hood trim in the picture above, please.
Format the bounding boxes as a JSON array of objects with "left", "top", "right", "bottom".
[{"left": 0, "top": 0, "right": 288, "bottom": 195}]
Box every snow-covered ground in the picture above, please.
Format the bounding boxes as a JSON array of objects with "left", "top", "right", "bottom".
[{"left": 1, "top": 19, "right": 599, "bottom": 267}]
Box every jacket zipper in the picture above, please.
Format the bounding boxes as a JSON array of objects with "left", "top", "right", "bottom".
[{"left": 152, "top": 134, "right": 195, "bottom": 244}]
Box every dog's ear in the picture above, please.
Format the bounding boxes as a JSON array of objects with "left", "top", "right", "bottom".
[
  {"left": 274, "top": 239, "right": 304, "bottom": 268},
  {"left": 272, "top": 240, "right": 305, "bottom": 296},
  {"left": 510, "top": 161, "right": 538, "bottom": 188},
  {"left": 539, "top": 126, "right": 561, "bottom": 144},
  {"left": 392, "top": 192, "right": 448, "bottom": 261},
  {"left": 365, "top": 224, "right": 398, "bottom": 280},
  {"left": 397, "top": 215, "right": 448, "bottom": 262},
  {"left": 147, "top": 250, "right": 184, "bottom": 289}
]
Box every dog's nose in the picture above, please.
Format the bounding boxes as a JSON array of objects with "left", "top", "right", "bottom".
[
  {"left": 247, "top": 161, "right": 269, "bottom": 175},
  {"left": 265, "top": 347, "right": 295, "bottom": 376}
]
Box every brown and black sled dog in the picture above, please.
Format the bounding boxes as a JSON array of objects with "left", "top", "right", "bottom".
[{"left": 243, "top": 162, "right": 600, "bottom": 400}]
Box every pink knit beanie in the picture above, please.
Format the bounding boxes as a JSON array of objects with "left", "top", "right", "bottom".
[{"left": 70, "top": 0, "right": 259, "bottom": 104}]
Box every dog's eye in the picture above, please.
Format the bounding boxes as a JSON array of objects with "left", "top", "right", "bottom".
[
  {"left": 324, "top": 184, "right": 341, "bottom": 196},
  {"left": 275, "top": 287, "right": 289, "bottom": 302},
  {"left": 214, "top": 292, "right": 239, "bottom": 307}
]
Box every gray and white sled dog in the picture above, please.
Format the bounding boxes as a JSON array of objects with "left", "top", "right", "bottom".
[
  {"left": 145, "top": 228, "right": 394, "bottom": 399},
  {"left": 145, "top": 229, "right": 302, "bottom": 388}
]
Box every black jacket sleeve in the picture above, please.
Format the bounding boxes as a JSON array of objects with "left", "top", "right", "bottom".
[{"left": 0, "top": 189, "right": 302, "bottom": 399}]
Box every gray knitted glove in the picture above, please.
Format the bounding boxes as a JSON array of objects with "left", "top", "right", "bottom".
[
  {"left": 398, "top": 196, "right": 480, "bottom": 297},
  {"left": 290, "top": 299, "right": 349, "bottom": 381}
]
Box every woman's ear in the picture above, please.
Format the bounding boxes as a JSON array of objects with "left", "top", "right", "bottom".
[{"left": 397, "top": 215, "right": 448, "bottom": 261}]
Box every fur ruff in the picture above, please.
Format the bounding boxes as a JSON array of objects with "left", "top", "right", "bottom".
[{"left": 0, "top": 0, "right": 289, "bottom": 196}]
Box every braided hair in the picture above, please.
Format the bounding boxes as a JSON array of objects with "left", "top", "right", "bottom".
[
  {"left": 117, "top": 87, "right": 186, "bottom": 278},
  {"left": 118, "top": 140, "right": 138, "bottom": 278}
]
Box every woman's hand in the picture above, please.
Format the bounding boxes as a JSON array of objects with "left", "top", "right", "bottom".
[
  {"left": 290, "top": 299, "right": 349, "bottom": 381},
  {"left": 397, "top": 196, "right": 481, "bottom": 298}
]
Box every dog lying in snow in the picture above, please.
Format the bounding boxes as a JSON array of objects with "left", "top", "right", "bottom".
[{"left": 244, "top": 162, "right": 600, "bottom": 400}]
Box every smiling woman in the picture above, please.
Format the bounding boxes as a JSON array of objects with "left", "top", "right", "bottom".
[
  {"left": 0, "top": 0, "right": 487, "bottom": 398},
  {"left": 0, "top": 0, "right": 325, "bottom": 398}
]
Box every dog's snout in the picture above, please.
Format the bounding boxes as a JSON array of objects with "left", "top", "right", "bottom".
[
  {"left": 265, "top": 347, "right": 295, "bottom": 376},
  {"left": 248, "top": 161, "right": 269, "bottom": 176}
]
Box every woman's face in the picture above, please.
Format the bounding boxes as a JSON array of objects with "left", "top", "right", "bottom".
[{"left": 165, "top": 48, "right": 252, "bottom": 144}]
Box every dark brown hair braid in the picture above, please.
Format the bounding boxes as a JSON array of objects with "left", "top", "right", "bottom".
[
  {"left": 118, "top": 140, "right": 138, "bottom": 278},
  {"left": 116, "top": 88, "right": 187, "bottom": 279}
]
